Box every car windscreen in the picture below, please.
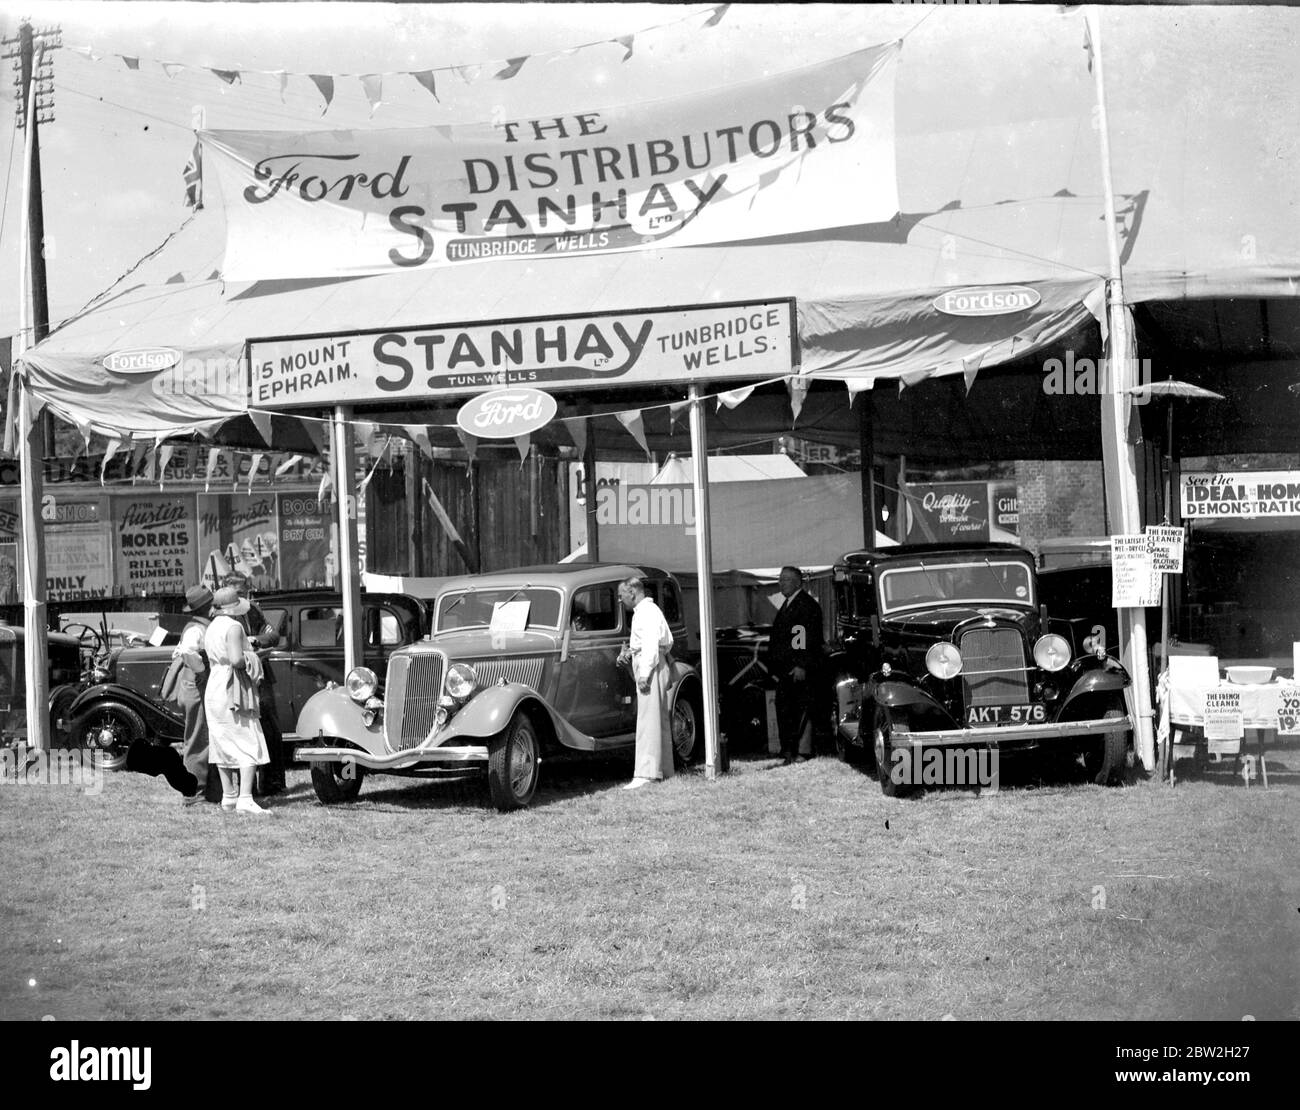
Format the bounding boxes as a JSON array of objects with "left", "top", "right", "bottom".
[
  {"left": 434, "top": 587, "right": 563, "bottom": 632},
  {"left": 878, "top": 560, "right": 1034, "bottom": 614}
]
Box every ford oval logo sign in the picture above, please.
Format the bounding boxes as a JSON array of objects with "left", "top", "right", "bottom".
[
  {"left": 102, "top": 348, "right": 182, "bottom": 375},
  {"left": 932, "top": 286, "right": 1041, "bottom": 317},
  {"left": 457, "top": 387, "right": 557, "bottom": 440}
]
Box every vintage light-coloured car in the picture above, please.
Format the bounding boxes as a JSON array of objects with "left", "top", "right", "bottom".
[{"left": 295, "top": 564, "right": 702, "bottom": 810}]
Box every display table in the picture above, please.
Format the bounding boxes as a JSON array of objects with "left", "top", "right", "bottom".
[{"left": 1167, "top": 674, "right": 1296, "bottom": 787}]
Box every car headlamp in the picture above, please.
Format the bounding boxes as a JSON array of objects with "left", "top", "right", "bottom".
[
  {"left": 445, "top": 663, "right": 478, "bottom": 700},
  {"left": 925, "top": 642, "right": 963, "bottom": 680},
  {"left": 1033, "top": 634, "right": 1071, "bottom": 673},
  {"left": 345, "top": 667, "right": 378, "bottom": 702}
]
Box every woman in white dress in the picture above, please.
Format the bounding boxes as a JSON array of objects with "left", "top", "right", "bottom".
[{"left": 204, "top": 586, "right": 271, "bottom": 814}]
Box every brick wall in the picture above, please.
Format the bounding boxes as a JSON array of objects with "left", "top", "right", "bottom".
[{"left": 1013, "top": 459, "right": 1107, "bottom": 557}]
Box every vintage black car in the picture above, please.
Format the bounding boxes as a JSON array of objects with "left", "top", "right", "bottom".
[
  {"left": 0, "top": 622, "right": 86, "bottom": 754},
  {"left": 830, "top": 543, "right": 1132, "bottom": 794},
  {"left": 61, "top": 590, "right": 426, "bottom": 768}
]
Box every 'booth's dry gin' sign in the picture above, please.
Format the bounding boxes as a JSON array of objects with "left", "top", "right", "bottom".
[
  {"left": 457, "top": 388, "right": 557, "bottom": 439},
  {"left": 248, "top": 300, "right": 794, "bottom": 405}
]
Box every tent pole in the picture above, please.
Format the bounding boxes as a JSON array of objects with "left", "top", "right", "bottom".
[
  {"left": 583, "top": 418, "right": 599, "bottom": 561},
  {"left": 858, "top": 392, "right": 878, "bottom": 547},
  {"left": 16, "top": 50, "right": 49, "bottom": 754},
  {"left": 688, "top": 384, "right": 720, "bottom": 780},
  {"left": 18, "top": 379, "right": 49, "bottom": 753},
  {"left": 332, "top": 406, "right": 364, "bottom": 674},
  {"left": 1090, "top": 5, "right": 1156, "bottom": 772}
]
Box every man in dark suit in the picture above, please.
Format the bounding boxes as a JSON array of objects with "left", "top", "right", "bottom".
[{"left": 768, "top": 565, "right": 824, "bottom": 765}]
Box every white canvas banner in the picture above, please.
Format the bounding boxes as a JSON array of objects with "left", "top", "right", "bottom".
[{"left": 203, "top": 44, "right": 900, "bottom": 280}]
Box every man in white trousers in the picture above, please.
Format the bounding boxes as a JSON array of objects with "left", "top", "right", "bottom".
[{"left": 617, "top": 576, "right": 675, "bottom": 790}]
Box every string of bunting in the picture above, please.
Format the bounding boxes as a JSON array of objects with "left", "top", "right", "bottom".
[{"left": 65, "top": 4, "right": 732, "bottom": 115}]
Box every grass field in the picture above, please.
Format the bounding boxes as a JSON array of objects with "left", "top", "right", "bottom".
[{"left": 1, "top": 746, "right": 1297, "bottom": 1021}]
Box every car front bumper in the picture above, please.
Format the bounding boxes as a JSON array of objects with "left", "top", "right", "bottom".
[
  {"left": 296, "top": 744, "right": 489, "bottom": 770},
  {"left": 839, "top": 714, "right": 1130, "bottom": 749}
]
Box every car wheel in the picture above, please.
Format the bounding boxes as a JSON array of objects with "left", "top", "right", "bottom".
[
  {"left": 488, "top": 712, "right": 540, "bottom": 811},
  {"left": 1083, "top": 709, "right": 1129, "bottom": 786},
  {"left": 310, "top": 755, "right": 365, "bottom": 803},
  {"left": 73, "top": 704, "right": 144, "bottom": 771},
  {"left": 671, "top": 693, "right": 700, "bottom": 768},
  {"left": 872, "top": 704, "right": 910, "bottom": 797},
  {"left": 48, "top": 684, "right": 80, "bottom": 749}
]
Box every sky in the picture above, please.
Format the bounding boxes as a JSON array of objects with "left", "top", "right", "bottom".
[{"left": 0, "top": 1, "right": 950, "bottom": 344}]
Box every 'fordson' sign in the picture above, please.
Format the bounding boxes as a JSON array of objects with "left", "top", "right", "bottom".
[
  {"left": 456, "top": 388, "right": 557, "bottom": 440},
  {"left": 932, "top": 286, "right": 1040, "bottom": 317}
]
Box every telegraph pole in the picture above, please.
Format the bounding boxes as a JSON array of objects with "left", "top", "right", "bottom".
[{"left": 4, "top": 20, "right": 59, "bottom": 752}]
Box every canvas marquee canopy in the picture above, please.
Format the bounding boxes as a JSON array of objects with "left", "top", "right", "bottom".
[{"left": 16, "top": 6, "right": 1300, "bottom": 438}]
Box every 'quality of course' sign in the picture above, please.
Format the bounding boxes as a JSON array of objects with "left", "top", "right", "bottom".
[{"left": 249, "top": 301, "right": 795, "bottom": 405}]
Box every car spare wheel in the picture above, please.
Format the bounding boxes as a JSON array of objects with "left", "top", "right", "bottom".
[
  {"left": 1084, "top": 709, "right": 1129, "bottom": 786},
  {"left": 310, "top": 755, "right": 366, "bottom": 803},
  {"left": 671, "top": 693, "right": 700, "bottom": 767},
  {"left": 488, "top": 712, "right": 540, "bottom": 811},
  {"left": 872, "top": 704, "right": 911, "bottom": 797}
]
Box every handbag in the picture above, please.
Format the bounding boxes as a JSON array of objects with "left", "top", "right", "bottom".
[{"left": 158, "top": 655, "right": 185, "bottom": 703}]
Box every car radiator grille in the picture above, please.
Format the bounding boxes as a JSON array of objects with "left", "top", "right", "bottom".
[
  {"left": 960, "top": 628, "right": 1028, "bottom": 706},
  {"left": 385, "top": 653, "right": 445, "bottom": 751},
  {"left": 471, "top": 657, "right": 545, "bottom": 690}
]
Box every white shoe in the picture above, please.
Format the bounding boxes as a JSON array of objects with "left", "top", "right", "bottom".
[
  {"left": 220, "top": 798, "right": 238, "bottom": 811},
  {"left": 235, "top": 798, "right": 269, "bottom": 815},
  {"left": 622, "top": 778, "right": 653, "bottom": 791}
]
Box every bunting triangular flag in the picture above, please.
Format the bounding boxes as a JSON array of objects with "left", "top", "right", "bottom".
[
  {"left": 716, "top": 385, "right": 755, "bottom": 410},
  {"left": 453, "top": 65, "right": 482, "bottom": 84},
  {"left": 412, "top": 71, "right": 438, "bottom": 101},
  {"left": 204, "top": 448, "right": 221, "bottom": 492},
  {"left": 309, "top": 74, "right": 335, "bottom": 113},
  {"left": 276, "top": 454, "right": 304, "bottom": 477},
  {"left": 157, "top": 443, "right": 175, "bottom": 488},
  {"left": 494, "top": 57, "right": 527, "bottom": 81},
  {"left": 248, "top": 452, "right": 265, "bottom": 493},
  {"left": 704, "top": 4, "right": 731, "bottom": 28},
  {"left": 1083, "top": 282, "right": 1108, "bottom": 345},
  {"left": 100, "top": 437, "right": 122, "bottom": 486},
  {"left": 300, "top": 417, "right": 329, "bottom": 457},
  {"left": 142, "top": 445, "right": 157, "bottom": 484},
  {"left": 162, "top": 62, "right": 183, "bottom": 78},
  {"left": 846, "top": 378, "right": 873, "bottom": 401},
  {"left": 130, "top": 440, "right": 149, "bottom": 479},
  {"left": 361, "top": 74, "right": 383, "bottom": 117},
  {"left": 668, "top": 399, "right": 691, "bottom": 430},
  {"left": 248, "top": 408, "right": 273, "bottom": 446},
  {"left": 561, "top": 416, "right": 587, "bottom": 456},
  {"left": 786, "top": 375, "right": 809, "bottom": 426},
  {"left": 514, "top": 434, "right": 531, "bottom": 464},
  {"left": 318, "top": 471, "right": 333, "bottom": 504},
  {"left": 402, "top": 424, "right": 434, "bottom": 459},
  {"left": 615, "top": 409, "right": 651, "bottom": 460},
  {"left": 613, "top": 35, "right": 635, "bottom": 61},
  {"left": 962, "top": 351, "right": 985, "bottom": 394},
  {"left": 211, "top": 68, "right": 241, "bottom": 85},
  {"left": 121, "top": 56, "right": 140, "bottom": 71},
  {"left": 456, "top": 429, "right": 478, "bottom": 463}
]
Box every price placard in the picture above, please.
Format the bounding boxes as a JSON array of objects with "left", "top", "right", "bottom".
[{"left": 1111, "top": 534, "right": 1161, "bottom": 607}]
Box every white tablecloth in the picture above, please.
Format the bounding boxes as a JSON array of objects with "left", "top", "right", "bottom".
[{"left": 1169, "top": 679, "right": 1292, "bottom": 729}]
